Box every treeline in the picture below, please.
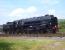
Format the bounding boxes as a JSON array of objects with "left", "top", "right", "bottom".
[
  {"left": 58, "top": 19, "right": 65, "bottom": 32},
  {"left": 58, "top": 19, "right": 65, "bottom": 29}
]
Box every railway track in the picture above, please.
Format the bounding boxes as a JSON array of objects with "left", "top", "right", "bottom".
[
  {"left": 0, "top": 32, "right": 65, "bottom": 41},
  {"left": 0, "top": 32, "right": 65, "bottom": 37}
]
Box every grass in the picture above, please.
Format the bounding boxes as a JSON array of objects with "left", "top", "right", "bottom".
[{"left": 0, "top": 37, "right": 65, "bottom": 50}]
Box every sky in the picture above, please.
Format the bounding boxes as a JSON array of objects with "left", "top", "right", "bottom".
[{"left": 0, "top": 0, "right": 65, "bottom": 25}]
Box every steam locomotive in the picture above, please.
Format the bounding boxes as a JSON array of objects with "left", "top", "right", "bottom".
[{"left": 3, "top": 14, "right": 58, "bottom": 34}]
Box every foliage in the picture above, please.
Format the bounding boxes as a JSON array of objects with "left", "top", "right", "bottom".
[
  {"left": 58, "top": 19, "right": 65, "bottom": 32},
  {"left": 0, "top": 37, "right": 65, "bottom": 50}
]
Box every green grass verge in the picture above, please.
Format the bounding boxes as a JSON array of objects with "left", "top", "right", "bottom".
[{"left": 0, "top": 37, "right": 65, "bottom": 50}]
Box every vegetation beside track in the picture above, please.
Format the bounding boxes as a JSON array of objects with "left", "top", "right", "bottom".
[
  {"left": 58, "top": 19, "right": 65, "bottom": 32},
  {"left": 0, "top": 37, "right": 65, "bottom": 50}
]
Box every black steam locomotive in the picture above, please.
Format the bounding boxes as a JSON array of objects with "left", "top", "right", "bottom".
[{"left": 3, "top": 14, "right": 58, "bottom": 34}]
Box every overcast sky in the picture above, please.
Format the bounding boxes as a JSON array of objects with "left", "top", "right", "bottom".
[{"left": 0, "top": 0, "right": 65, "bottom": 25}]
